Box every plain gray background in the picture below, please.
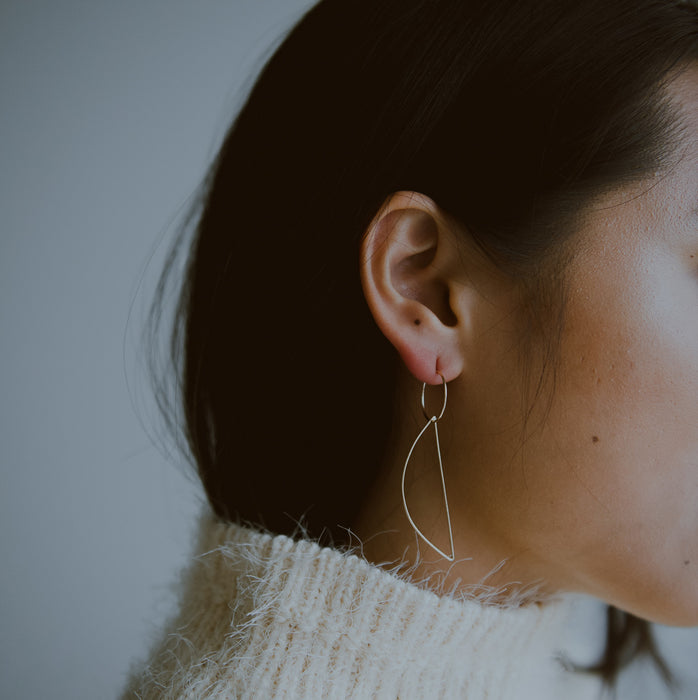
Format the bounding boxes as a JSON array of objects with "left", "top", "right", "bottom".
[{"left": 1, "top": 3, "right": 697, "bottom": 699}]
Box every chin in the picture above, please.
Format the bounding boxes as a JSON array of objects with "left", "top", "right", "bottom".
[
  {"left": 653, "top": 608, "right": 698, "bottom": 628},
  {"left": 625, "top": 593, "right": 698, "bottom": 628},
  {"left": 598, "top": 569, "right": 698, "bottom": 627}
]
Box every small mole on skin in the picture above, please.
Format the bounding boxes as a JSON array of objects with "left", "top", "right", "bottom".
[
  {"left": 592, "top": 436, "right": 600, "bottom": 443},
  {"left": 685, "top": 560, "right": 691, "bottom": 566},
  {"left": 414, "top": 319, "right": 421, "bottom": 325}
]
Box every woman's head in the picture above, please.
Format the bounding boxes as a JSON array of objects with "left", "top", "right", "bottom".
[
  {"left": 357, "top": 65, "right": 698, "bottom": 629},
  {"left": 153, "top": 0, "right": 698, "bottom": 677}
]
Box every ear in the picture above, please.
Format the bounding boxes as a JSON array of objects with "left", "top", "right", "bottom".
[{"left": 360, "top": 191, "right": 466, "bottom": 385}]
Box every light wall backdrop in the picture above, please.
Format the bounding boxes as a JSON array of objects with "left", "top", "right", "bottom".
[{"left": 1, "top": 3, "right": 696, "bottom": 699}]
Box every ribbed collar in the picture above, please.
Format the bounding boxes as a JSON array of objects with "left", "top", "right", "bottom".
[{"left": 170, "top": 513, "right": 595, "bottom": 699}]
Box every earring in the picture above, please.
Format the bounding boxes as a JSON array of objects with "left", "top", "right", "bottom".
[{"left": 401, "top": 372, "right": 455, "bottom": 562}]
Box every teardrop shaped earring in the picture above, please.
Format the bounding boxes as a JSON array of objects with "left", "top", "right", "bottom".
[{"left": 401, "top": 372, "right": 455, "bottom": 562}]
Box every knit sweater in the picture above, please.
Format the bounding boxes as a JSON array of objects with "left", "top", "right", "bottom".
[{"left": 121, "top": 512, "right": 601, "bottom": 699}]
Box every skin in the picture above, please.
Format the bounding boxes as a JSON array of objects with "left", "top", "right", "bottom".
[{"left": 352, "top": 66, "right": 698, "bottom": 626}]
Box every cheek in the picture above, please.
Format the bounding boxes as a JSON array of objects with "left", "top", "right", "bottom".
[
  {"left": 556, "top": 242, "right": 698, "bottom": 472},
  {"left": 560, "top": 255, "right": 698, "bottom": 477},
  {"left": 527, "top": 257, "right": 698, "bottom": 621},
  {"left": 453, "top": 242, "right": 698, "bottom": 622}
]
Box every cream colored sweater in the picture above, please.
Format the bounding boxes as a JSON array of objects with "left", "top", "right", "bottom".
[{"left": 121, "top": 512, "right": 600, "bottom": 699}]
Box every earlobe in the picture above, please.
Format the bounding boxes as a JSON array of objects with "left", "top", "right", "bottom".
[{"left": 360, "top": 191, "right": 465, "bottom": 384}]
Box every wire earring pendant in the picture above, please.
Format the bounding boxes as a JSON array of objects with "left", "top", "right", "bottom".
[{"left": 401, "top": 372, "right": 455, "bottom": 562}]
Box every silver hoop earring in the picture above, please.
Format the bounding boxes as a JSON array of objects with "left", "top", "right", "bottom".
[{"left": 401, "top": 372, "right": 455, "bottom": 562}]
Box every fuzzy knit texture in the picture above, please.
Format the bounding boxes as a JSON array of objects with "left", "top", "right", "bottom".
[{"left": 121, "top": 511, "right": 602, "bottom": 699}]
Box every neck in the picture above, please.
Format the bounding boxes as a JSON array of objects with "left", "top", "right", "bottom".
[{"left": 350, "top": 408, "right": 554, "bottom": 604}]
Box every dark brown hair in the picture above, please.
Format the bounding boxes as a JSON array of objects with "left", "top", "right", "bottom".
[{"left": 151, "top": 0, "right": 698, "bottom": 686}]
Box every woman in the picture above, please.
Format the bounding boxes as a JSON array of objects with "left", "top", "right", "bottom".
[{"left": 123, "top": 0, "right": 698, "bottom": 697}]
